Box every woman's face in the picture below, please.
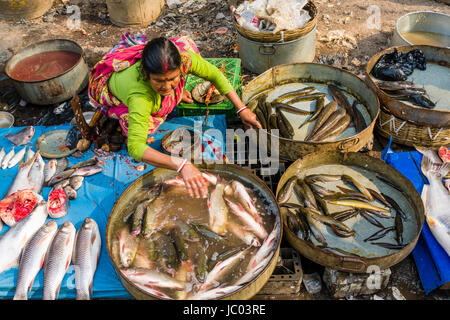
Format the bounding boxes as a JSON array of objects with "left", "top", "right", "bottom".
[{"left": 148, "top": 68, "right": 182, "bottom": 97}]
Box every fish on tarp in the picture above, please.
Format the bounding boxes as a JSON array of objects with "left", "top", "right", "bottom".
[
  {"left": 67, "top": 157, "right": 99, "bottom": 170},
  {"left": 226, "top": 220, "right": 261, "bottom": 247},
  {"left": 72, "top": 218, "right": 101, "bottom": 300},
  {"left": 421, "top": 155, "right": 450, "bottom": 256},
  {"left": 231, "top": 180, "right": 262, "bottom": 224},
  {"left": 47, "top": 188, "right": 70, "bottom": 219},
  {"left": 224, "top": 196, "right": 268, "bottom": 239},
  {"left": 53, "top": 179, "right": 71, "bottom": 191},
  {"left": 25, "top": 148, "right": 35, "bottom": 162},
  {"left": 0, "top": 189, "right": 41, "bottom": 227},
  {"left": 29, "top": 151, "right": 45, "bottom": 195},
  {"left": 7, "top": 146, "right": 26, "bottom": 169},
  {"left": 70, "top": 165, "right": 103, "bottom": 178},
  {"left": 0, "top": 147, "right": 5, "bottom": 164},
  {"left": 69, "top": 176, "right": 84, "bottom": 191},
  {"left": 44, "top": 159, "right": 58, "bottom": 184},
  {"left": 1, "top": 147, "right": 15, "bottom": 169},
  {"left": 207, "top": 182, "right": 229, "bottom": 236},
  {"left": 0, "top": 200, "right": 48, "bottom": 274},
  {"left": 43, "top": 221, "right": 76, "bottom": 300},
  {"left": 200, "top": 247, "right": 251, "bottom": 291},
  {"left": 120, "top": 267, "right": 186, "bottom": 291},
  {"left": 14, "top": 220, "right": 58, "bottom": 300},
  {"left": 5, "top": 152, "right": 41, "bottom": 197},
  {"left": 55, "top": 157, "right": 69, "bottom": 175},
  {"left": 47, "top": 169, "right": 76, "bottom": 187},
  {"left": 64, "top": 185, "right": 77, "bottom": 200},
  {"left": 8, "top": 126, "right": 35, "bottom": 146}
]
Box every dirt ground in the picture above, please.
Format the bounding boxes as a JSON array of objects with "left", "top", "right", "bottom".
[{"left": 0, "top": 0, "right": 449, "bottom": 300}]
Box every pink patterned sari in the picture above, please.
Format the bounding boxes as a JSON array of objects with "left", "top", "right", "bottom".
[{"left": 88, "top": 34, "right": 200, "bottom": 136}]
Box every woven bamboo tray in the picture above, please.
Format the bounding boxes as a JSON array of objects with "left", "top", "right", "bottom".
[
  {"left": 376, "top": 104, "right": 450, "bottom": 148},
  {"left": 233, "top": 1, "right": 318, "bottom": 43}
]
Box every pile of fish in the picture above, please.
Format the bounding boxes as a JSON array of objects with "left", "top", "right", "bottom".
[
  {"left": 0, "top": 126, "right": 36, "bottom": 170},
  {"left": 114, "top": 172, "right": 280, "bottom": 300},
  {"left": 251, "top": 84, "right": 366, "bottom": 141},
  {"left": 417, "top": 146, "right": 450, "bottom": 256},
  {"left": 371, "top": 49, "right": 435, "bottom": 109},
  {"left": 45, "top": 157, "right": 103, "bottom": 219},
  {"left": 278, "top": 172, "right": 409, "bottom": 255}
]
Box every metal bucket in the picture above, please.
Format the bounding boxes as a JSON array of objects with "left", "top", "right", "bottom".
[
  {"left": 242, "top": 63, "right": 380, "bottom": 161},
  {"left": 277, "top": 151, "right": 425, "bottom": 273},
  {"left": 0, "top": 0, "right": 53, "bottom": 20},
  {"left": 106, "top": 0, "right": 164, "bottom": 27},
  {"left": 237, "top": 25, "right": 316, "bottom": 74},
  {"left": 392, "top": 11, "right": 450, "bottom": 48},
  {"left": 105, "top": 163, "right": 282, "bottom": 300},
  {"left": 4, "top": 39, "right": 89, "bottom": 106}
]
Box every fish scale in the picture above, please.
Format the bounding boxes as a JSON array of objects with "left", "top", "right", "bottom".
[
  {"left": 14, "top": 220, "right": 58, "bottom": 300},
  {"left": 73, "top": 218, "right": 101, "bottom": 300},
  {"left": 43, "top": 221, "right": 76, "bottom": 300}
]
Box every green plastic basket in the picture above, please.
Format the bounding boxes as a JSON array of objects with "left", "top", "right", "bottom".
[{"left": 178, "top": 58, "right": 242, "bottom": 118}]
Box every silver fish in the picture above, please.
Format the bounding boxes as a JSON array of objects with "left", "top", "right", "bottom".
[
  {"left": 67, "top": 157, "right": 99, "bottom": 170},
  {"left": 235, "top": 254, "right": 272, "bottom": 286},
  {"left": 246, "top": 220, "right": 279, "bottom": 271},
  {"left": 202, "top": 172, "right": 218, "bottom": 185},
  {"left": 73, "top": 218, "right": 101, "bottom": 300},
  {"left": 70, "top": 165, "right": 103, "bottom": 177},
  {"left": 6, "top": 151, "right": 42, "bottom": 197},
  {"left": 231, "top": 180, "right": 262, "bottom": 224},
  {"left": 133, "top": 282, "right": 173, "bottom": 300},
  {"left": 1, "top": 147, "right": 15, "bottom": 169},
  {"left": 207, "top": 182, "right": 229, "bottom": 235},
  {"left": 29, "top": 152, "right": 45, "bottom": 195},
  {"left": 224, "top": 196, "right": 267, "bottom": 239},
  {"left": 53, "top": 179, "right": 71, "bottom": 190},
  {"left": 0, "top": 200, "right": 48, "bottom": 273},
  {"left": 55, "top": 157, "right": 69, "bottom": 175},
  {"left": 190, "top": 285, "right": 242, "bottom": 300},
  {"left": 0, "top": 147, "right": 5, "bottom": 164},
  {"left": 7, "top": 146, "right": 26, "bottom": 169},
  {"left": 120, "top": 267, "right": 186, "bottom": 291},
  {"left": 200, "top": 247, "right": 251, "bottom": 291},
  {"left": 8, "top": 126, "right": 35, "bottom": 146},
  {"left": 13, "top": 220, "right": 58, "bottom": 300},
  {"left": 64, "top": 185, "right": 77, "bottom": 200},
  {"left": 69, "top": 176, "right": 84, "bottom": 191},
  {"left": 47, "top": 169, "right": 76, "bottom": 187},
  {"left": 117, "top": 226, "right": 139, "bottom": 268},
  {"left": 43, "top": 221, "right": 76, "bottom": 300},
  {"left": 226, "top": 220, "right": 261, "bottom": 247},
  {"left": 25, "top": 148, "right": 35, "bottom": 162},
  {"left": 44, "top": 159, "right": 58, "bottom": 184}
]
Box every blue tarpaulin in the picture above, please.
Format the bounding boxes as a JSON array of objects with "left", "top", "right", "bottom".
[
  {"left": 384, "top": 150, "right": 450, "bottom": 294},
  {"left": 0, "top": 115, "right": 227, "bottom": 299}
]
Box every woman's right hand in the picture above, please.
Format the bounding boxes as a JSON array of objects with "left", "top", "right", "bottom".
[{"left": 180, "top": 162, "right": 208, "bottom": 198}]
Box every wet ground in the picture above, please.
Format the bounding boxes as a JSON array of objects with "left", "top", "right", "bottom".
[{"left": 0, "top": 0, "right": 449, "bottom": 300}]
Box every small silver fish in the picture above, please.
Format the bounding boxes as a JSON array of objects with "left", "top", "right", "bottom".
[
  {"left": 7, "top": 146, "right": 26, "bottom": 168},
  {"left": 43, "top": 221, "right": 76, "bottom": 300},
  {"left": 70, "top": 165, "right": 103, "bottom": 177},
  {"left": 0, "top": 147, "right": 5, "bottom": 164},
  {"left": 53, "top": 179, "right": 71, "bottom": 190},
  {"left": 69, "top": 176, "right": 84, "bottom": 191},
  {"left": 25, "top": 148, "right": 35, "bottom": 162},
  {"left": 55, "top": 157, "right": 69, "bottom": 175},
  {"left": 64, "top": 185, "right": 77, "bottom": 200},
  {"left": 1, "top": 147, "right": 15, "bottom": 169},
  {"left": 44, "top": 159, "right": 58, "bottom": 184}
]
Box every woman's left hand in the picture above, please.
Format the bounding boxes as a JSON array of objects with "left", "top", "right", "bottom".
[
  {"left": 239, "top": 108, "right": 262, "bottom": 129},
  {"left": 182, "top": 89, "right": 194, "bottom": 104}
]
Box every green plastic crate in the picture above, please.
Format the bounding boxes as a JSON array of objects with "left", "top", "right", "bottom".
[{"left": 178, "top": 58, "right": 242, "bottom": 118}]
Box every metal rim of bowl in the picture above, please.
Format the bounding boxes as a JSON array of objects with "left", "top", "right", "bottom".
[
  {"left": 4, "top": 38, "right": 87, "bottom": 84},
  {"left": 395, "top": 11, "right": 450, "bottom": 47},
  {"left": 0, "top": 111, "right": 15, "bottom": 128}
]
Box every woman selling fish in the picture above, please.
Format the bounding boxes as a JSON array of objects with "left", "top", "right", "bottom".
[{"left": 88, "top": 34, "right": 261, "bottom": 199}]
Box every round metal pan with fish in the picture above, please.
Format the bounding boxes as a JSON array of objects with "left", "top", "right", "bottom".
[
  {"left": 276, "top": 151, "right": 424, "bottom": 273},
  {"left": 365, "top": 45, "right": 450, "bottom": 128},
  {"left": 105, "top": 163, "right": 282, "bottom": 300},
  {"left": 242, "top": 63, "right": 380, "bottom": 161}
]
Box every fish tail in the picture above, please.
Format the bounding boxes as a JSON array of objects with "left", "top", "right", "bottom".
[{"left": 421, "top": 154, "right": 450, "bottom": 180}]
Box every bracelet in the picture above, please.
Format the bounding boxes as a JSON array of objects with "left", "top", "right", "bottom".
[
  {"left": 237, "top": 106, "right": 248, "bottom": 115},
  {"left": 177, "top": 159, "right": 188, "bottom": 173}
]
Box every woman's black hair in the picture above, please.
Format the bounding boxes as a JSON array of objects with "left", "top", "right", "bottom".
[{"left": 141, "top": 37, "right": 181, "bottom": 78}]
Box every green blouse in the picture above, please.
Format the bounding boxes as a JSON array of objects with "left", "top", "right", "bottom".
[{"left": 109, "top": 51, "right": 234, "bottom": 162}]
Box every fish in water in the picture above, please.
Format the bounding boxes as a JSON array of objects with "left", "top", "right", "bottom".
[
  {"left": 1, "top": 147, "right": 15, "bottom": 169},
  {"left": 207, "top": 182, "right": 229, "bottom": 236},
  {"left": 7, "top": 146, "right": 26, "bottom": 169},
  {"left": 14, "top": 220, "right": 58, "bottom": 300},
  {"left": 117, "top": 226, "right": 139, "bottom": 268},
  {"left": 224, "top": 196, "right": 268, "bottom": 240},
  {"left": 120, "top": 267, "right": 186, "bottom": 291},
  {"left": 190, "top": 284, "right": 243, "bottom": 300},
  {"left": 0, "top": 200, "right": 48, "bottom": 274},
  {"left": 246, "top": 220, "right": 279, "bottom": 271},
  {"left": 43, "top": 221, "right": 76, "bottom": 300},
  {"left": 226, "top": 220, "right": 261, "bottom": 247},
  {"left": 0, "top": 189, "right": 41, "bottom": 227},
  {"left": 47, "top": 188, "right": 70, "bottom": 219},
  {"left": 231, "top": 180, "right": 262, "bottom": 224},
  {"left": 44, "top": 159, "right": 58, "bottom": 184},
  {"left": 8, "top": 126, "right": 35, "bottom": 146},
  {"left": 73, "top": 218, "right": 101, "bottom": 300},
  {"left": 421, "top": 155, "right": 450, "bottom": 256}
]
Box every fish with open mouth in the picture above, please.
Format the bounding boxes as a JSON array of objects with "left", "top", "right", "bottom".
[{"left": 8, "top": 126, "right": 35, "bottom": 146}]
